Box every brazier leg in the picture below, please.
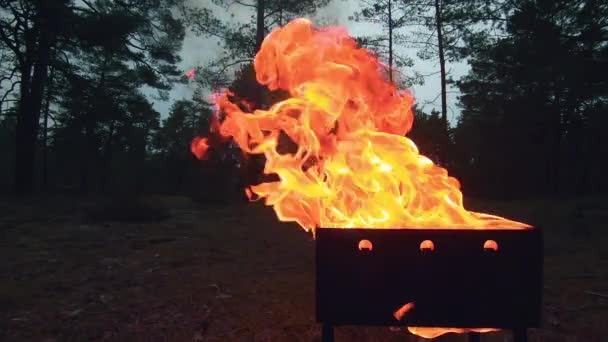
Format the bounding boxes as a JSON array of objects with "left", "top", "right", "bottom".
[
  {"left": 468, "top": 332, "right": 481, "bottom": 342},
  {"left": 321, "top": 323, "right": 334, "bottom": 342},
  {"left": 513, "top": 329, "right": 527, "bottom": 342}
]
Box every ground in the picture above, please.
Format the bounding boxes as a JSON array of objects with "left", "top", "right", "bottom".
[{"left": 1, "top": 195, "right": 607, "bottom": 342}]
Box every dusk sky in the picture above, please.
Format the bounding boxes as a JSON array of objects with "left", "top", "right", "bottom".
[{"left": 153, "top": 0, "right": 469, "bottom": 125}]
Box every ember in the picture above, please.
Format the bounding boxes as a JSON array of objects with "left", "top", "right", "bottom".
[
  {"left": 185, "top": 69, "right": 196, "bottom": 80},
  {"left": 192, "top": 18, "right": 539, "bottom": 339}
]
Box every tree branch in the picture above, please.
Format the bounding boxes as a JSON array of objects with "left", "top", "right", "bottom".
[
  {"left": 0, "top": 22, "right": 22, "bottom": 64},
  {"left": 0, "top": 78, "right": 20, "bottom": 106},
  {"left": 127, "top": 40, "right": 146, "bottom": 51},
  {"left": 229, "top": 0, "right": 256, "bottom": 8},
  {"left": 78, "top": 0, "right": 101, "bottom": 14},
  {"left": 217, "top": 58, "right": 252, "bottom": 74},
  {"left": 264, "top": 8, "right": 282, "bottom": 19}
]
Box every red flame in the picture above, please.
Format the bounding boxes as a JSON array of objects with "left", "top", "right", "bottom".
[
  {"left": 185, "top": 69, "right": 196, "bottom": 80},
  {"left": 190, "top": 136, "right": 209, "bottom": 160}
]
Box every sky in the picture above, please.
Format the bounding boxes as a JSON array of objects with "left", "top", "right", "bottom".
[{"left": 152, "top": 0, "right": 469, "bottom": 125}]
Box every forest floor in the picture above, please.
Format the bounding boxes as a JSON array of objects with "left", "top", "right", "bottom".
[{"left": 1, "top": 194, "right": 607, "bottom": 342}]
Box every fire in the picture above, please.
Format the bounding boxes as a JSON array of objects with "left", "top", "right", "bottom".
[
  {"left": 185, "top": 69, "right": 196, "bottom": 80},
  {"left": 192, "top": 18, "right": 529, "bottom": 338},
  {"left": 193, "top": 18, "right": 528, "bottom": 232},
  {"left": 392, "top": 302, "right": 499, "bottom": 338},
  {"left": 393, "top": 302, "right": 415, "bottom": 321},
  {"left": 191, "top": 136, "right": 210, "bottom": 160},
  {"left": 408, "top": 327, "right": 499, "bottom": 339}
]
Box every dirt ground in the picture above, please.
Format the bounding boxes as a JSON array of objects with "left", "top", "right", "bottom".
[{"left": 1, "top": 195, "right": 607, "bottom": 342}]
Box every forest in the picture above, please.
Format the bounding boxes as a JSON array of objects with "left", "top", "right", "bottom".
[
  {"left": 1, "top": 0, "right": 606, "bottom": 199},
  {"left": 1, "top": 1, "right": 608, "bottom": 341}
]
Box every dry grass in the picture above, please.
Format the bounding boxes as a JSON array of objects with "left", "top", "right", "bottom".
[{"left": 0, "top": 195, "right": 607, "bottom": 341}]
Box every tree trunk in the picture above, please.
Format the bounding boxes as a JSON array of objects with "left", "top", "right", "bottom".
[
  {"left": 14, "top": 16, "right": 53, "bottom": 195},
  {"left": 434, "top": 0, "right": 449, "bottom": 166},
  {"left": 256, "top": 0, "right": 265, "bottom": 52},
  {"left": 244, "top": 0, "right": 267, "bottom": 191},
  {"left": 100, "top": 120, "right": 115, "bottom": 191},
  {"left": 81, "top": 56, "right": 108, "bottom": 193},
  {"left": 15, "top": 66, "right": 33, "bottom": 194},
  {"left": 80, "top": 117, "right": 95, "bottom": 193},
  {"left": 42, "top": 64, "right": 54, "bottom": 191},
  {"left": 41, "top": 89, "right": 50, "bottom": 191},
  {"left": 388, "top": 0, "right": 393, "bottom": 82},
  {"left": 551, "top": 107, "right": 562, "bottom": 195},
  {"left": 278, "top": 0, "right": 283, "bottom": 26}
]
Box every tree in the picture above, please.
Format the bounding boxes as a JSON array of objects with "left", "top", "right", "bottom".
[
  {"left": 454, "top": 0, "right": 608, "bottom": 197},
  {"left": 52, "top": 65, "right": 163, "bottom": 193},
  {"left": 184, "top": 1, "right": 330, "bottom": 193},
  {"left": 407, "top": 108, "right": 446, "bottom": 163},
  {"left": 0, "top": 0, "right": 70, "bottom": 194},
  {"left": 51, "top": 40, "right": 169, "bottom": 192},
  {"left": 0, "top": 106, "right": 16, "bottom": 190},
  {"left": 398, "top": 0, "right": 506, "bottom": 165},
  {"left": 110, "top": 94, "right": 161, "bottom": 193},
  {"left": 0, "top": 0, "right": 187, "bottom": 194},
  {"left": 156, "top": 99, "right": 209, "bottom": 159},
  {"left": 185, "top": 0, "right": 330, "bottom": 89},
  {"left": 0, "top": 42, "right": 19, "bottom": 111},
  {"left": 154, "top": 98, "right": 213, "bottom": 192},
  {"left": 350, "top": 0, "right": 421, "bottom": 86}
]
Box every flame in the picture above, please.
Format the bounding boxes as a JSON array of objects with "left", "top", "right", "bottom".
[
  {"left": 393, "top": 302, "right": 415, "bottom": 321},
  {"left": 408, "top": 327, "right": 499, "bottom": 339},
  {"left": 191, "top": 136, "right": 210, "bottom": 160},
  {"left": 419, "top": 239, "right": 435, "bottom": 252},
  {"left": 192, "top": 18, "right": 530, "bottom": 338},
  {"left": 484, "top": 239, "right": 499, "bottom": 251},
  {"left": 393, "top": 302, "right": 499, "bottom": 338},
  {"left": 194, "top": 18, "right": 529, "bottom": 232},
  {"left": 185, "top": 69, "right": 196, "bottom": 80},
  {"left": 357, "top": 239, "right": 373, "bottom": 251}
]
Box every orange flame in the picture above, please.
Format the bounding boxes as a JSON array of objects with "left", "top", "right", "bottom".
[
  {"left": 193, "top": 18, "right": 530, "bottom": 338},
  {"left": 393, "top": 302, "right": 499, "bottom": 338},
  {"left": 195, "top": 18, "right": 528, "bottom": 232},
  {"left": 393, "top": 302, "right": 415, "bottom": 321},
  {"left": 408, "top": 327, "right": 499, "bottom": 339},
  {"left": 191, "top": 136, "right": 210, "bottom": 160}
]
